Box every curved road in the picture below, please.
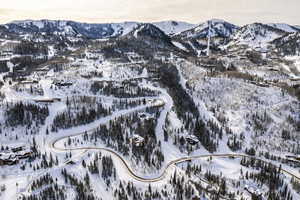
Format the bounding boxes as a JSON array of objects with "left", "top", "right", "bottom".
[
  {"left": 49, "top": 97, "right": 300, "bottom": 183},
  {"left": 19, "top": 82, "right": 300, "bottom": 198}
]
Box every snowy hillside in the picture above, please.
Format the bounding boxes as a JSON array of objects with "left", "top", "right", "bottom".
[
  {"left": 152, "top": 21, "right": 196, "bottom": 35},
  {"left": 272, "top": 32, "right": 300, "bottom": 56},
  {"left": 268, "top": 23, "right": 300, "bottom": 33},
  {"left": 176, "top": 19, "right": 239, "bottom": 39},
  {"left": 0, "top": 18, "right": 300, "bottom": 200},
  {"left": 227, "top": 23, "right": 287, "bottom": 49},
  {"left": 6, "top": 20, "right": 140, "bottom": 39}
]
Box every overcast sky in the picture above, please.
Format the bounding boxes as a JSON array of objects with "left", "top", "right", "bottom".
[{"left": 0, "top": 0, "right": 299, "bottom": 25}]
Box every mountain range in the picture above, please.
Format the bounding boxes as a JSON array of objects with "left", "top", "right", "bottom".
[{"left": 1, "top": 19, "right": 300, "bottom": 56}]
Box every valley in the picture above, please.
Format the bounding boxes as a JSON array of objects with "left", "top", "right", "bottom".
[{"left": 0, "top": 19, "right": 299, "bottom": 200}]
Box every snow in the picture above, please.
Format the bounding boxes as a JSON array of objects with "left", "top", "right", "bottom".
[
  {"left": 111, "top": 22, "right": 139, "bottom": 36},
  {"left": 268, "top": 23, "right": 299, "bottom": 33},
  {"left": 48, "top": 46, "right": 55, "bottom": 58},
  {"left": 153, "top": 21, "right": 196, "bottom": 35},
  {"left": 172, "top": 41, "right": 188, "bottom": 51},
  {"left": 228, "top": 23, "right": 285, "bottom": 49},
  {"left": 6, "top": 61, "right": 14, "bottom": 73},
  {"left": 1, "top": 22, "right": 300, "bottom": 199},
  {"left": 179, "top": 19, "right": 239, "bottom": 39},
  {"left": 285, "top": 56, "right": 300, "bottom": 77}
]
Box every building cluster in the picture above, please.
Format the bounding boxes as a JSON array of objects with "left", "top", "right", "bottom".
[{"left": 0, "top": 145, "right": 33, "bottom": 166}]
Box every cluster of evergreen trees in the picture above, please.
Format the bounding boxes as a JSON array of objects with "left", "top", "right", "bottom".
[
  {"left": 83, "top": 153, "right": 116, "bottom": 187},
  {"left": 156, "top": 61, "right": 219, "bottom": 153},
  {"left": 95, "top": 109, "right": 164, "bottom": 169},
  {"left": 90, "top": 81, "right": 158, "bottom": 98},
  {"left": 240, "top": 157, "right": 294, "bottom": 200},
  {"left": 11, "top": 55, "right": 48, "bottom": 72},
  {"left": 227, "top": 133, "right": 243, "bottom": 151},
  {"left": 51, "top": 96, "right": 148, "bottom": 131},
  {"left": 61, "top": 168, "right": 96, "bottom": 200},
  {"left": 5, "top": 102, "right": 49, "bottom": 127},
  {"left": 14, "top": 41, "right": 48, "bottom": 55},
  {"left": 251, "top": 111, "right": 271, "bottom": 132},
  {"left": 22, "top": 173, "right": 65, "bottom": 200},
  {"left": 66, "top": 108, "right": 165, "bottom": 170},
  {"left": 51, "top": 96, "right": 111, "bottom": 131}
]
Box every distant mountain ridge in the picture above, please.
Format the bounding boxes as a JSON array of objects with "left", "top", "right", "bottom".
[
  {"left": 1, "top": 19, "right": 300, "bottom": 53},
  {"left": 4, "top": 20, "right": 140, "bottom": 39}
]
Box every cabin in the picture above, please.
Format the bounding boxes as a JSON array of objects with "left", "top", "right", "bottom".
[
  {"left": 286, "top": 155, "right": 300, "bottom": 161},
  {"left": 11, "top": 146, "right": 25, "bottom": 153},
  {"left": 131, "top": 135, "right": 145, "bottom": 146},
  {"left": 0, "top": 158, "right": 18, "bottom": 166},
  {"left": 0, "top": 153, "right": 18, "bottom": 166},
  {"left": 17, "top": 150, "right": 33, "bottom": 159},
  {"left": 53, "top": 80, "right": 73, "bottom": 87},
  {"left": 34, "top": 98, "right": 61, "bottom": 103},
  {"left": 147, "top": 99, "right": 165, "bottom": 107},
  {"left": 186, "top": 135, "right": 199, "bottom": 145},
  {"left": 0, "top": 146, "right": 33, "bottom": 166},
  {"left": 138, "top": 113, "right": 153, "bottom": 120},
  {"left": 244, "top": 185, "right": 263, "bottom": 199}
]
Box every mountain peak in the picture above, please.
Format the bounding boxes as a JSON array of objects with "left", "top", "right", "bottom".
[
  {"left": 128, "top": 23, "right": 169, "bottom": 39},
  {"left": 152, "top": 21, "right": 196, "bottom": 35},
  {"left": 177, "top": 19, "right": 239, "bottom": 39}
]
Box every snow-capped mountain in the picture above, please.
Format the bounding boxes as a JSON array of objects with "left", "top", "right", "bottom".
[
  {"left": 6, "top": 20, "right": 196, "bottom": 39},
  {"left": 152, "top": 21, "right": 196, "bottom": 35},
  {"left": 227, "top": 23, "right": 288, "bottom": 49},
  {"left": 2, "top": 19, "right": 300, "bottom": 53},
  {"left": 267, "top": 23, "right": 300, "bottom": 33},
  {"left": 129, "top": 24, "right": 169, "bottom": 39},
  {"left": 176, "top": 19, "right": 239, "bottom": 39},
  {"left": 1, "top": 17, "right": 300, "bottom": 200},
  {"left": 170, "top": 19, "right": 239, "bottom": 54},
  {"left": 124, "top": 23, "right": 174, "bottom": 49},
  {"left": 272, "top": 32, "right": 300, "bottom": 55},
  {"left": 5, "top": 20, "right": 140, "bottom": 39}
]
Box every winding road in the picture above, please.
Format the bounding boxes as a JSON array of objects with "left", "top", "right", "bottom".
[
  {"left": 49, "top": 95, "right": 300, "bottom": 184},
  {"left": 17, "top": 81, "right": 300, "bottom": 198}
]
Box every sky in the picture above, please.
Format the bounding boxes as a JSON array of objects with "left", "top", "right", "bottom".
[{"left": 0, "top": 0, "right": 300, "bottom": 25}]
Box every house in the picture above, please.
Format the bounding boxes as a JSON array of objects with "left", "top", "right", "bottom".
[
  {"left": 0, "top": 153, "right": 19, "bottom": 166},
  {"left": 11, "top": 146, "right": 25, "bottom": 153},
  {"left": 0, "top": 146, "right": 33, "bottom": 166},
  {"left": 186, "top": 135, "right": 199, "bottom": 145},
  {"left": 17, "top": 150, "right": 33, "bottom": 159},
  {"left": 138, "top": 113, "right": 153, "bottom": 120},
  {"left": 244, "top": 185, "right": 263, "bottom": 199},
  {"left": 0, "top": 158, "right": 18, "bottom": 166},
  {"left": 53, "top": 80, "right": 73, "bottom": 87},
  {"left": 131, "top": 135, "right": 145, "bottom": 146},
  {"left": 34, "top": 98, "right": 61, "bottom": 103}
]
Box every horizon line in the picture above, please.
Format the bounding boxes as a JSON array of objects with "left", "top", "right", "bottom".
[{"left": 2, "top": 18, "right": 300, "bottom": 27}]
